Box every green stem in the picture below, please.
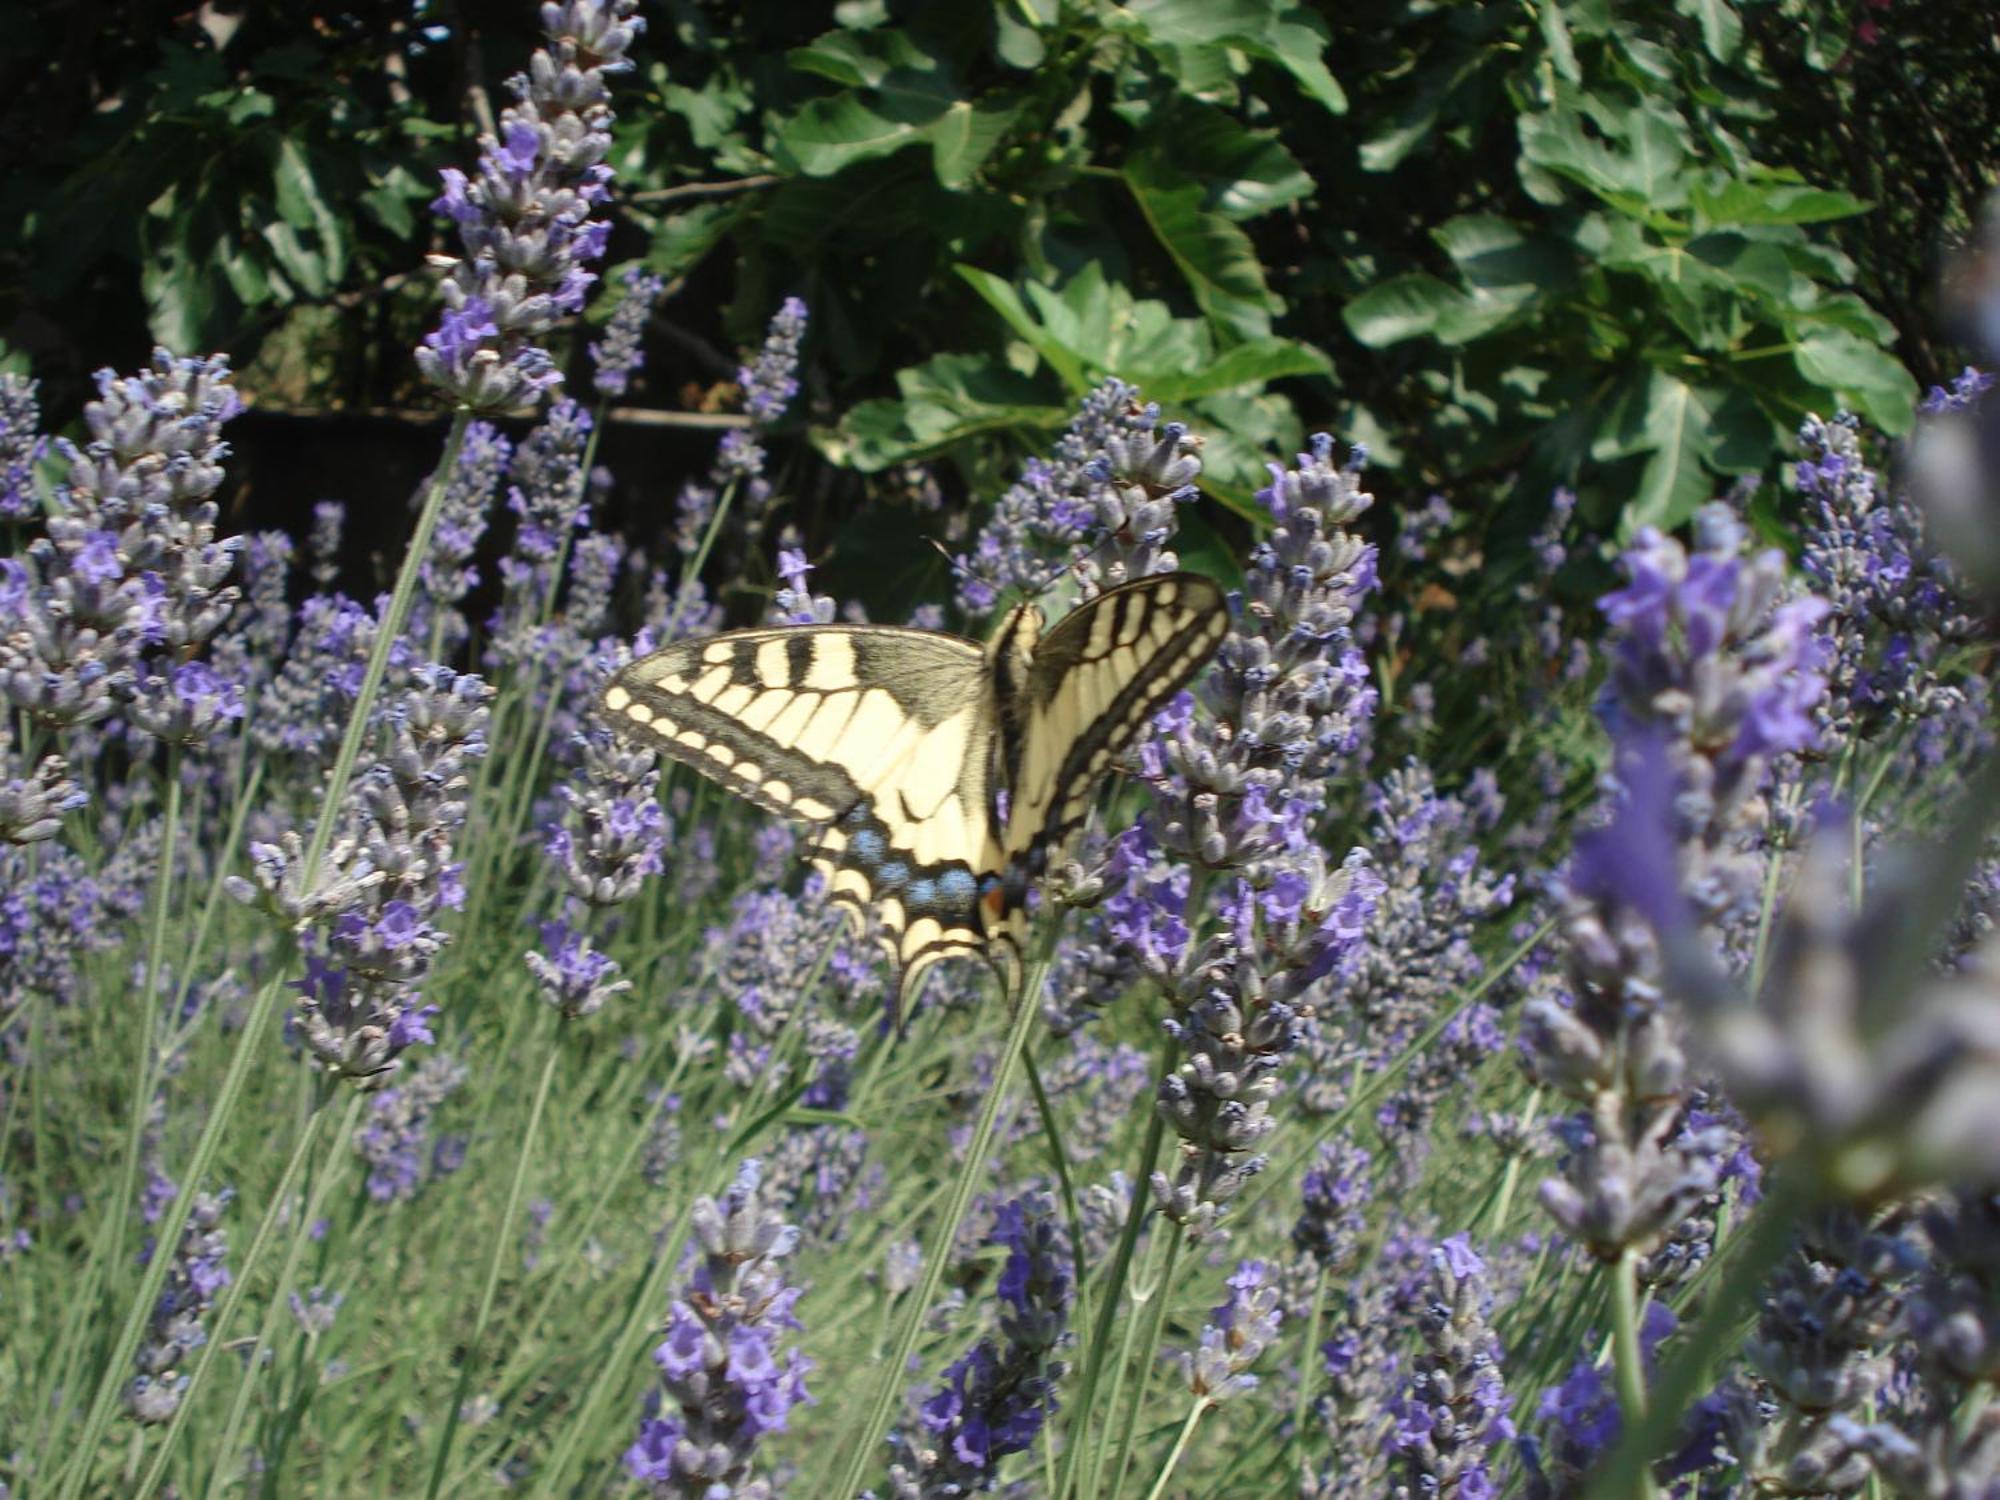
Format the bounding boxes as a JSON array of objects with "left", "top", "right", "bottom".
[
  {"left": 1143, "top": 1399, "right": 1210, "bottom": 1500},
  {"left": 1090, "top": 1227, "right": 1164, "bottom": 1500},
  {"left": 1586, "top": 1173, "right": 1813, "bottom": 1500},
  {"left": 1054, "top": 1106, "right": 1166, "bottom": 1500},
  {"left": 132, "top": 1091, "right": 356, "bottom": 1499},
  {"left": 1110, "top": 1220, "right": 1185, "bottom": 1499},
  {"left": 1023, "top": 1041, "right": 1091, "bottom": 1341},
  {"left": 59, "top": 410, "right": 471, "bottom": 1498},
  {"left": 424, "top": 1029, "right": 563, "bottom": 1500},
  {"left": 828, "top": 951, "right": 1055, "bottom": 1500},
  {"left": 1290, "top": 1267, "right": 1330, "bottom": 1485},
  {"left": 54, "top": 744, "right": 184, "bottom": 1489},
  {"left": 1607, "top": 1246, "right": 1659, "bottom": 1500},
  {"left": 199, "top": 1090, "right": 361, "bottom": 1500}
]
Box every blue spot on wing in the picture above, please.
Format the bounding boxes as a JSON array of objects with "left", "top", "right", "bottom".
[
  {"left": 937, "top": 869, "right": 978, "bottom": 908},
  {"left": 876, "top": 861, "right": 909, "bottom": 891},
  {"left": 907, "top": 878, "right": 938, "bottom": 909},
  {"left": 852, "top": 828, "right": 886, "bottom": 863}
]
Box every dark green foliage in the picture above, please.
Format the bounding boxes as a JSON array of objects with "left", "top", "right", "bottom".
[{"left": 3, "top": 0, "right": 1989, "bottom": 571}]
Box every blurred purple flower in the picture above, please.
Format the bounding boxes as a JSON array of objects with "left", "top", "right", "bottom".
[{"left": 417, "top": 1, "right": 645, "bottom": 411}]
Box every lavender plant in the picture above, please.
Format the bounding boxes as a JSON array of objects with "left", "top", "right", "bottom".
[{"left": 11, "top": 14, "right": 2000, "bottom": 1495}]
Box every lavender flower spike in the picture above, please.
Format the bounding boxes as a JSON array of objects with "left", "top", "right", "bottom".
[
  {"left": 127, "top": 1188, "right": 233, "bottom": 1424},
  {"left": 624, "top": 1160, "right": 813, "bottom": 1499},
  {"left": 592, "top": 266, "right": 668, "bottom": 399},
  {"left": 1172, "top": 1259, "right": 1283, "bottom": 1404},
  {"left": 888, "top": 1191, "right": 1074, "bottom": 1496},
  {"left": 739, "top": 295, "right": 807, "bottom": 425},
  {"left": 417, "top": 0, "right": 646, "bottom": 412},
  {"left": 0, "top": 371, "right": 46, "bottom": 519},
  {"left": 1386, "top": 1235, "right": 1516, "bottom": 1498}
]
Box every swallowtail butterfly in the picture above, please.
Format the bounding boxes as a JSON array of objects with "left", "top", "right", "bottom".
[{"left": 599, "top": 573, "right": 1228, "bottom": 1015}]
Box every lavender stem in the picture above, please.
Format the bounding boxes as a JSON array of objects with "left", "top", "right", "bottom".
[
  {"left": 424, "top": 1025, "right": 562, "bottom": 1500},
  {"left": 830, "top": 948, "right": 1056, "bottom": 1500}
]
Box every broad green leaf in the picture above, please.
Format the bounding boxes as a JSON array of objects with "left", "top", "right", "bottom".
[
  {"left": 1519, "top": 106, "right": 1688, "bottom": 210},
  {"left": 1248, "top": 18, "right": 1348, "bottom": 115},
  {"left": 1123, "top": 162, "right": 1275, "bottom": 340},
  {"left": 1141, "top": 100, "right": 1312, "bottom": 221},
  {"left": 1519, "top": 110, "right": 1635, "bottom": 202},
  {"left": 359, "top": 164, "right": 424, "bottom": 239},
  {"left": 1434, "top": 286, "right": 1538, "bottom": 343},
  {"left": 787, "top": 28, "right": 934, "bottom": 88},
  {"left": 954, "top": 264, "right": 1089, "bottom": 391},
  {"left": 1618, "top": 371, "right": 1720, "bottom": 533},
  {"left": 1540, "top": 0, "right": 1582, "bottom": 83},
  {"left": 1361, "top": 47, "right": 1486, "bottom": 172},
  {"left": 1677, "top": 0, "right": 1743, "bottom": 59},
  {"left": 1432, "top": 215, "right": 1572, "bottom": 294},
  {"left": 1690, "top": 179, "right": 1870, "bottom": 227},
  {"left": 770, "top": 75, "right": 955, "bottom": 177},
  {"left": 833, "top": 353, "right": 1066, "bottom": 470},
  {"left": 645, "top": 202, "right": 741, "bottom": 278},
  {"left": 271, "top": 137, "right": 346, "bottom": 287},
  {"left": 1684, "top": 232, "right": 1798, "bottom": 304},
  {"left": 1115, "top": 0, "right": 1346, "bottom": 113},
  {"left": 929, "top": 98, "right": 1018, "bottom": 189},
  {"left": 142, "top": 227, "right": 213, "bottom": 353},
  {"left": 1622, "top": 108, "right": 1689, "bottom": 205},
  {"left": 663, "top": 77, "right": 751, "bottom": 150},
  {"left": 260, "top": 220, "right": 325, "bottom": 298},
  {"left": 1794, "top": 329, "right": 1918, "bottom": 434},
  {"left": 1344, "top": 273, "right": 1466, "bottom": 347},
  {"left": 1131, "top": 337, "right": 1330, "bottom": 401}
]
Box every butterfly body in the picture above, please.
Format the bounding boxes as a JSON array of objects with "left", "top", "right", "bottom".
[{"left": 600, "top": 572, "right": 1227, "bottom": 1014}]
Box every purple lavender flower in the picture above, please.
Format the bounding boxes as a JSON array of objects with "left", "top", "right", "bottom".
[
  {"left": 231, "top": 667, "right": 492, "bottom": 1086},
  {"left": 1717, "top": 1208, "right": 1919, "bottom": 1494},
  {"left": 542, "top": 725, "right": 665, "bottom": 908},
  {"left": 352, "top": 1053, "right": 470, "bottom": 1201},
  {"left": 951, "top": 381, "right": 1164, "bottom": 617},
  {"left": 1171, "top": 1259, "right": 1283, "bottom": 1406},
  {"left": 0, "top": 371, "right": 46, "bottom": 519},
  {"left": 739, "top": 295, "right": 807, "bottom": 425},
  {"left": 1293, "top": 1133, "right": 1374, "bottom": 1274},
  {"left": 487, "top": 401, "right": 594, "bottom": 674},
  {"left": 624, "top": 1160, "right": 813, "bottom": 1498},
  {"left": 417, "top": 1, "right": 645, "bottom": 412},
  {"left": 1596, "top": 502, "right": 1831, "bottom": 931},
  {"left": 889, "top": 1191, "right": 1073, "bottom": 1495},
  {"left": 1090, "top": 432, "right": 1379, "bottom": 1236},
  {"left": 1527, "top": 1302, "right": 1682, "bottom": 1495},
  {"left": 414, "top": 419, "right": 512, "bottom": 653},
  {"left": 1796, "top": 410, "right": 1973, "bottom": 745},
  {"left": 1384, "top": 1235, "right": 1515, "bottom": 1498},
  {"left": 771, "top": 542, "right": 835, "bottom": 626},
  {"left": 126, "top": 660, "right": 245, "bottom": 747},
  {"left": 1397, "top": 492, "right": 1455, "bottom": 563},
  {"left": 253, "top": 593, "right": 415, "bottom": 767},
  {"left": 127, "top": 1187, "right": 232, "bottom": 1425},
  {"left": 1, "top": 351, "right": 243, "bottom": 731},
  {"left": 0, "top": 737, "right": 84, "bottom": 845},
  {"left": 592, "top": 266, "right": 667, "bottom": 399},
  {"left": 526, "top": 918, "right": 633, "bottom": 1019}
]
